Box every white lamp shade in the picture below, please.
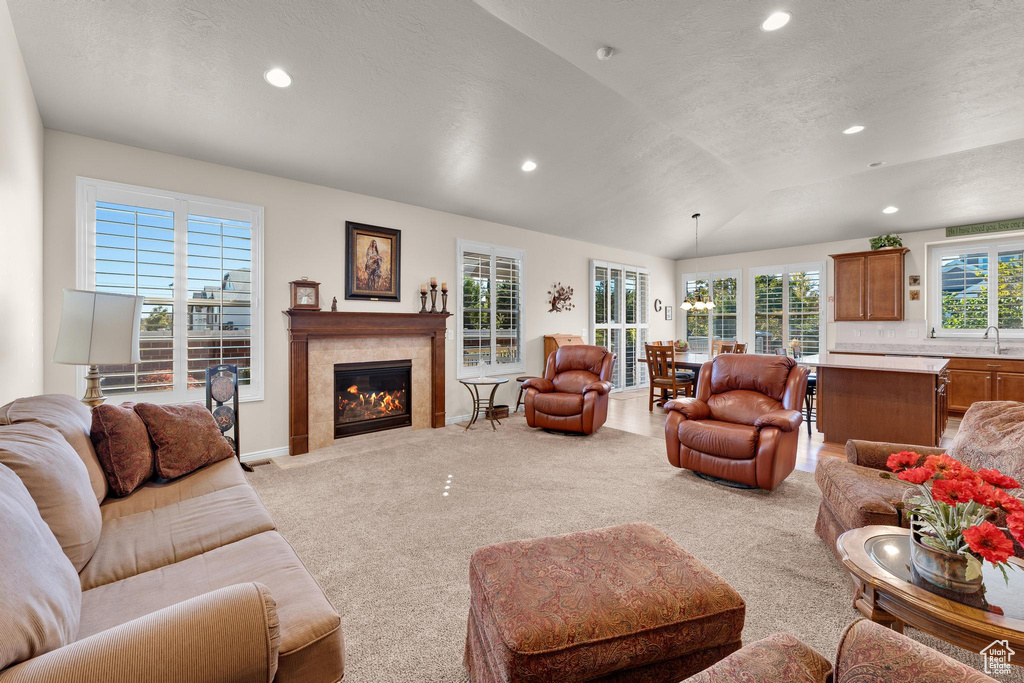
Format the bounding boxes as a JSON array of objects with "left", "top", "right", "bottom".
[{"left": 53, "top": 289, "right": 144, "bottom": 365}]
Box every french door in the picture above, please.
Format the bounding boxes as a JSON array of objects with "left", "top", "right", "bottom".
[{"left": 590, "top": 260, "right": 649, "bottom": 390}]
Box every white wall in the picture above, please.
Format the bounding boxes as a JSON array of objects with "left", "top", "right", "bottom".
[
  {"left": 0, "top": 0, "right": 44, "bottom": 402},
  {"left": 674, "top": 227, "right": 1024, "bottom": 351},
  {"left": 43, "top": 131, "right": 677, "bottom": 455}
]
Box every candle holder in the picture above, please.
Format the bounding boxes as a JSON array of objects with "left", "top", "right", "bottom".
[
  {"left": 441, "top": 287, "right": 449, "bottom": 315},
  {"left": 419, "top": 290, "right": 428, "bottom": 314},
  {"left": 429, "top": 283, "right": 439, "bottom": 314}
]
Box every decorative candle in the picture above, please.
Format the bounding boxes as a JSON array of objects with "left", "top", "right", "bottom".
[
  {"left": 420, "top": 283, "right": 427, "bottom": 293},
  {"left": 430, "top": 277, "right": 437, "bottom": 287},
  {"left": 441, "top": 282, "right": 448, "bottom": 292}
]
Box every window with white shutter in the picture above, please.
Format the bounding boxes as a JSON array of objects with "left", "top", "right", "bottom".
[
  {"left": 931, "top": 239, "right": 1024, "bottom": 335},
  {"left": 750, "top": 263, "right": 824, "bottom": 357},
  {"left": 457, "top": 240, "right": 524, "bottom": 377},
  {"left": 77, "top": 178, "right": 264, "bottom": 401}
]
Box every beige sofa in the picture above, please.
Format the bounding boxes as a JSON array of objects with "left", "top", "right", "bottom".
[{"left": 0, "top": 394, "right": 344, "bottom": 682}]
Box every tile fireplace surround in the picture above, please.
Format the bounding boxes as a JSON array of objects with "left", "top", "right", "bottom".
[{"left": 286, "top": 311, "right": 451, "bottom": 455}]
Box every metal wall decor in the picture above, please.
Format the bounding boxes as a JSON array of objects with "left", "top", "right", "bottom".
[{"left": 548, "top": 282, "right": 575, "bottom": 312}]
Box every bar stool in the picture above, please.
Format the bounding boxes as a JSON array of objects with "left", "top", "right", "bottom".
[{"left": 804, "top": 372, "right": 817, "bottom": 436}]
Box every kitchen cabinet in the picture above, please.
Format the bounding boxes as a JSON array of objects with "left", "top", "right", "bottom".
[
  {"left": 996, "top": 371, "right": 1024, "bottom": 402},
  {"left": 945, "top": 358, "right": 1024, "bottom": 412},
  {"left": 830, "top": 248, "right": 909, "bottom": 322},
  {"left": 947, "top": 369, "right": 992, "bottom": 412}
]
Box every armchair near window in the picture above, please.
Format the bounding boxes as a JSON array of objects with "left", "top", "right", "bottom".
[
  {"left": 523, "top": 345, "right": 615, "bottom": 435},
  {"left": 665, "top": 354, "right": 808, "bottom": 490}
]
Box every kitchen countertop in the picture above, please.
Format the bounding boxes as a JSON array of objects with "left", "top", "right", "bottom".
[
  {"left": 830, "top": 342, "right": 1024, "bottom": 360},
  {"left": 800, "top": 353, "right": 949, "bottom": 375}
]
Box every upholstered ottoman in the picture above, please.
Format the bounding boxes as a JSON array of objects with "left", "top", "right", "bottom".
[{"left": 464, "top": 523, "right": 746, "bottom": 682}]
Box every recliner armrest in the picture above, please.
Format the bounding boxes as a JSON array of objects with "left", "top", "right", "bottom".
[
  {"left": 664, "top": 398, "right": 710, "bottom": 420},
  {"left": 0, "top": 583, "right": 279, "bottom": 683},
  {"left": 522, "top": 378, "right": 554, "bottom": 393},
  {"left": 583, "top": 381, "right": 612, "bottom": 396},
  {"left": 845, "top": 440, "right": 946, "bottom": 470},
  {"left": 754, "top": 409, "right": 802, "bottom": 432}
]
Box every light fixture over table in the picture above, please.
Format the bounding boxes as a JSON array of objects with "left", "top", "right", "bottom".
[{"left": 680, "top": 213, "right": 715, "bottom": 312}]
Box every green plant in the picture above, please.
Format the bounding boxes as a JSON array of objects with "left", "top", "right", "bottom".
[{"left": 869, "top": 233, "right": 904, "bottom": 250}]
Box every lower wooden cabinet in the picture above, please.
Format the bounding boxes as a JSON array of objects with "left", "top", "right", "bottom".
[
  {"left": 948, "top": 369, "right": 992, "bottom": 412},
  {"left": 996, "top": 371, "right": 1024, "bottom": 401}
]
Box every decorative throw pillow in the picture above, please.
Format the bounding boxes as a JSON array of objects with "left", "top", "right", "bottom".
[
  {"left": 0, "top": 463, "right": 81, "bottom": 669},
  {"left": 0, "top": 423, "right": 103, "bottom": 572},
  {"left": 133, "top": 403, "right": 235, "bottom": 480},
  {"left": 90, "top": 402, "right": 155, "bottom": 496}
]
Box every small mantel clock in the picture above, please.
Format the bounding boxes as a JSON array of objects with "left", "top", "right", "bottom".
[{"left": 289, "top": 278, "right": 321, "bottom": 311}]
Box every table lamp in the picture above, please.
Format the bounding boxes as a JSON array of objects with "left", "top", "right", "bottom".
[{"left": 53, "top": 289, "right": 144, "bottom": 407}]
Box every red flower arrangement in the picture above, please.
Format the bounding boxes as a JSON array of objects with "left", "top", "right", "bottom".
[{"left": 887, "top": 452, "right": 1023, "bottom": 577}]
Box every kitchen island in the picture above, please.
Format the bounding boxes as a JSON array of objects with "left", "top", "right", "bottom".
[{"left": 800, "top": 353, "right": 950, "bottom": 447}]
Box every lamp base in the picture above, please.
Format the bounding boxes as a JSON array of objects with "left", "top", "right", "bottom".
[{"left": 81, "top": 365, "right": 106, "bottom": 408}]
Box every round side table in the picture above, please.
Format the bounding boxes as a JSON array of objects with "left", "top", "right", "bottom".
[{"left": 460, "top": 377, "right": 509, "bottom": 431}]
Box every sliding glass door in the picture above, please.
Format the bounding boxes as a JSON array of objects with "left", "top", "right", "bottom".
[
  {"left": 751, "top": 263, "right": 824, "bottom": 357},
  {"left": 591, "top": 260, "right": 649, "bottom": 390},
  {"left": 680, "top": 271, "right": 741, "bottom": 353}
]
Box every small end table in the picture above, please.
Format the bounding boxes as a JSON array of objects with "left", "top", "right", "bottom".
[{"left": 460, "top": 377, "right": 509, "bottom": 431}]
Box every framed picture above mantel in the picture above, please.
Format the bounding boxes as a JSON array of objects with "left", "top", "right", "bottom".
[{"left": 345, "top": 221, "right": 401, "bottom": 301}]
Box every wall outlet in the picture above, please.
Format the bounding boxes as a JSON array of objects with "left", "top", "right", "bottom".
[
  {"left": 875, "top": 329, "right": 884, "bottom": 337},
  {"left": 886, "top": 329, "right": 896, "bottom": 338},
  {"left": 446, "top": 329, "right": 454, "bottom": 340},
  {"left": 906, "top": 329, "right": 918, "bottom": 338},
  {"left": 854, "top": 329, "right": 862, "bottom": 338},
  {"left": 581, "top": 328, "right": 587, "bottom": 338}
]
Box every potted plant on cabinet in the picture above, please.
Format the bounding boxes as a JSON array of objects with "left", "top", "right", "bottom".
[
  {"left": 885, "top": 451, "right": 1023, "bottom": 592},
  {"left": 869, "top": 233, "right": 904, "bottom": 250}
]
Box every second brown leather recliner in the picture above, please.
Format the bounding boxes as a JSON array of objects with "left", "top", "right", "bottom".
[
  {"left": 664, "top": 354, "right": 808, "bottom": 490},
  {"left": 523, "top": 345, "right": 616, "bottom": 435}
]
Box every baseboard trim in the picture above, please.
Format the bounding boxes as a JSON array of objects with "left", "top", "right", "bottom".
[
  {"left": 241, "top": 446, "right": 289, "bottom": 462},
  {"left": 446, "top": 413, "right": 472, "bottom": 425}
]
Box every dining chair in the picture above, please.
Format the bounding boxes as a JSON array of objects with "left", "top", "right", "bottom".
[
  {"left": 645, "top": 344, "right": 693, "bottom": 411},
  {"left": 711, "top": 340, "right": 737, "bottom": 356},
  {"left": 732, "top": 343, "right": 747, "bottom": 354}
]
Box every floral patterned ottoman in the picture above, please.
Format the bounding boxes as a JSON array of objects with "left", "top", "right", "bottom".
[{"left": 464, "top": 523, "right": 746, "bottom": 682}]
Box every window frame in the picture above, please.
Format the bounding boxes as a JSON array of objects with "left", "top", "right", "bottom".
[
  {"left": 747, "top": 261, "right": 826, "bottom": 356},
  {"left": 76, "top": 177, "right": 265, "bottom": 403},
  {"left": 455, "top": 238, "right": 526, "bottom": 379},
  {"left": 929, "top": 238, "right": 1024, "bottom": 338},
  {"left": 679, "top": 269, "right": 742, "bottom": 352},
  {"left": 590, "top": 260, "right": 650, "bottom": 391}
]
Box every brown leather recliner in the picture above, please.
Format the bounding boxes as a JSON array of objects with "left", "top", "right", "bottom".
[
  {"left": 523, "top": 345, "right": 616, "bottom": 435},
  {"left": 664, "top": 354, "right": 809, "bottom": 490}
]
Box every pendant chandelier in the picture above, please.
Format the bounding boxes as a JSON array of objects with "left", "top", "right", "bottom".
[{"left": 680, "top": 213, "right": 715, "bottom": 311}]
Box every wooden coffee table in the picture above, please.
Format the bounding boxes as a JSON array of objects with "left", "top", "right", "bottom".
[{"left": 836, "top": 525, "right": 1024, "bottom": 665}]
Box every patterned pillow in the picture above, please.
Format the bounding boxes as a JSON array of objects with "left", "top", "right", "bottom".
[
  {"left": 90, "top": 403, "right": 155, "bottom": 496},
  {"left": 133, "top": 403, "right": 235, "bottom": 480}
]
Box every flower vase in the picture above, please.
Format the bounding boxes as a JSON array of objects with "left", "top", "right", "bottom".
[{"left": 908, "top": 513, "right": 983, "bottom": 594}]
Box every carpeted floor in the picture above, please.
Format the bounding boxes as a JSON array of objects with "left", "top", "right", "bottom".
[{"left": 247, "top": 417, "right": 1020, "bottom": 682}]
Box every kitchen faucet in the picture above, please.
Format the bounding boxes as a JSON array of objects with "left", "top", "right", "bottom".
[{"left": 983, "top": 326, "right": 1001, "bottom": 355}]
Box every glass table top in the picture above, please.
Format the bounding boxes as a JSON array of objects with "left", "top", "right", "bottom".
[
  {"left": 460, "top": 377, "right": 510, "bottom": 385},
  {"left": 866, "top": 533, "right": 1024, "bottom": 620}
]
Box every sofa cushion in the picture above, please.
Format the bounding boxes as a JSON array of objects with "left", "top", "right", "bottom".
[
  {"left": 815, "top": 457, "right": 911, "bottom": 530},
  {"left": 707, "top": 390, "right": 781, "bottom": 426},
  {"left": 532, "top": 391, "right": 584, "bottom": 417},
  {"left": 99, "top": 456, "right": 249, "bottom": 522},
  {"left": 90, "top": 402, "right": 155, "bottom": 497},
  {"left": 80, "top": 485, "right": 277, "bottom": 590},
  {"left": 133, "top": 403, "right": 235, "bottom": 480},
  {"left": 0, "top": 464, "right": 81, "bottom": 669},
  {"left": 0, "top": 394, "right": 108, "bottom": 502},
  {"left": 709, "top": 355, "right": 797, "bottom": 402},
  {"left": 468, "top": 523, "right": 745, "bottom": 679},
  {"left": 683, "top": 632, "right": 832, "bottom": 683},
  {"left": 949, "top": 401, "right": 1024, "bottom": 479},
  {"left": 0, "top": 423, "right": 102, "bottom": 571},
  {"left": 679, "top": 420, "right": 758, "bottom": 460},
  {"left": 79, "top": 531, "right": 344, "bottom": 683}
]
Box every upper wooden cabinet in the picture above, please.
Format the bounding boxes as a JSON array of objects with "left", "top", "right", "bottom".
[{"left": 830, "top": 248, "right": 909, "bottom": 321}]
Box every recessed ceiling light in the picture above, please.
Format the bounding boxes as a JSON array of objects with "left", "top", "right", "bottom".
[
  {"left": 843, "top": 125, "right": 865, "bottom": 135},
  {"left": 596, "top": 46, "right": 615, "bottom": 60},
  {"left": 882, "top": 206, "right": 899, "bottom": 214},
  {"left": 868, "top": 161, "right": 886, "bottom": 168},
  {"left": 761, "top": 11, "right": 791, "bottom": 31},
  {"left": 521, "top": 160, "right": 537, "bottom": 172},
  {"left": 264, "top": 68, "right": 292, "bottom": 88}
]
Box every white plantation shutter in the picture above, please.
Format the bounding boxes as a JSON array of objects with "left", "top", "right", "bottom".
[
  {"left": 931, "top": 240, "right": 1024, "bottom": 334},
  {"left": 457, "top": 240, "right": 524, "bottom": 377},
  {"left": 77, "top": 178, "right": 264, "bottom": 401},
  {"left": 750, "top": 263, "right": 824, "bottom": 356},
  {"left": 754, "top": 272, "right": 784, "bottom": 354}
]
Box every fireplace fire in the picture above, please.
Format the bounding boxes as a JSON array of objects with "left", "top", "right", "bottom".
[{"left": 334, "top": 360, "right": 412, "bottom": 437}]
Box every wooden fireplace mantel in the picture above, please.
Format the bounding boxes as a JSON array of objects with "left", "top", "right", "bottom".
[{"left": 285, "top": 310, "right": 451, "bottom": 455}]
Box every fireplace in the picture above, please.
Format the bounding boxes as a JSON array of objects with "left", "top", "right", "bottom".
[{"left": 334, "top": 360, "right": 412, "bottom": 438}]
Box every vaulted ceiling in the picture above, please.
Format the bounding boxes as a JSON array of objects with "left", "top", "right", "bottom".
[{"left": 9, "top": 0, "right": 1024, "bottom": 258}]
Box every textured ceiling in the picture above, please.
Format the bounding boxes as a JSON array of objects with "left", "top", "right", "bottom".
[{"left": 9, "top": 0, "right": 1024, "bottom": 257}]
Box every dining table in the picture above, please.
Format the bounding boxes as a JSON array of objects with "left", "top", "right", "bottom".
[{"left": 635, "top": 350, "right": 710, "bottom": 372}]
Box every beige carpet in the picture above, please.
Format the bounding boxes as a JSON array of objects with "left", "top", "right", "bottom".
[{"left": 247, "top": 416, "right": 1020, "bottom": 682}]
